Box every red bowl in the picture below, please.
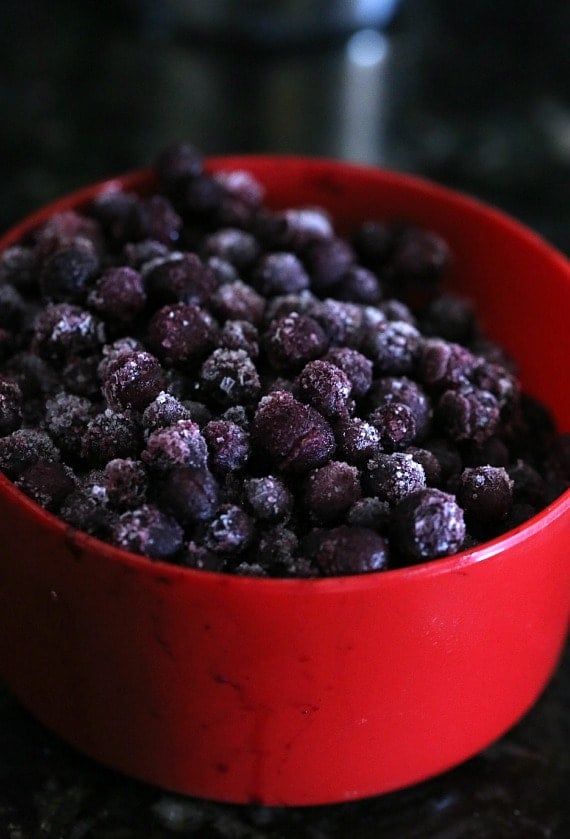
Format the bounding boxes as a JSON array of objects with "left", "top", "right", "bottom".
[{"left": 0, "top": 158, "right": 569, "bottom": 806}]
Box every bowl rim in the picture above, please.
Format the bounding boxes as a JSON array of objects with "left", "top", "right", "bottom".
[{"left": 1, "top": 154, "right": 569, "bottom": 591}]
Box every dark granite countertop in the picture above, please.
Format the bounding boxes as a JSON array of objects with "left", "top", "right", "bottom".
[{"left": 0, "top": 1, "right": 568, "bottom": 836}]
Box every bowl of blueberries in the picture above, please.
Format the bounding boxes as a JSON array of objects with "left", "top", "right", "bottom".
[{"left": 0, "top": 145, "right": 568, "bottom": 806}]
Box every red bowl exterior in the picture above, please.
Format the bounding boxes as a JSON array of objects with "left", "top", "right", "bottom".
[{"left": 0, "top": 158, "right": 569, "bottom": 806}]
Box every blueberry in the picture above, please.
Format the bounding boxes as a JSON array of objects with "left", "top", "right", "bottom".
[
  {"left": 111, "top": 504, "right": 184, "bottom": 560},
  {"left": 253, "top": 390, "right": 335, "bottom": 474},
  {"left": 143, "top": 252, "right": 216, "bottom": 307},
  {"left": 15, "top": 461, "right": 76, "bottom": 512},
  {"left": 87, "top": 266, "right": 146, "bottom": 323},
  {"left": 0, "top": 376, "right": 23, "bottom": 436},
  {"left": 39, "top": 246, "right": 99, "bottom": 302},
  {"left": 102, "top": 351, "right": 165, "bottom": 412},
  {"left": 203, "top": 419, "right": 250, "bottom": 473},
  {"left": 158, "top": 465, "right": 219, "bottom": 524},
  {"left": 324, "top": 348, "right": 373, "bottom": 398},
  {"left": 392, "top": 488, "right": 465, "bottom": 562},
  {"left": 368, "top": 402, "right": 417, "bottom": 451},
  {"left": 142, "top": 391, "right": 193, "bottom": 434},
  {"left": 297, "top": 359, "right": 353, "bottom": 419},
  {"left": 146, "top": 303, "right": 217, "bottom": 367},
  {"left": 305, "top": 525, "right": 388, "bottom": 576},
  {"left": 458, "top": 466, "right": 513, "bottom": 523},
  {"left": 253, "top": 251, "right": 310, "bottom": 296},
  {"left": 33, "top": 303, "right": 105, "bottom": 363},
  {"left": 305, "top": 460, "right": 361, "bottom": 523},
  {"left": 81, "top": 409, "right": 141, "bottom": 466},
  {"left": 199, "top": 349, "right": 261, "bottom": 408},
  {"left": 210, "top": 280, "right": 265, "bottom": 324},
  {"left": 244, "top": 475, "right": 293, "bottom": 522},
  {"left": 366, "top": 452, "right": 426, "bottom": 505},
  {"left": 103, "top": 458, "right": 149, "bottom": 509},
  {"left": 0, "top": 429, "right": 60, "bottom": 479},
  {"left": 334, "top": 416, "right": 381, "bottom": 465},
  {"left": 204, "top": 504, "right": 254, "bottom": 554},
  {"left": 363, "top": 319, "right": 422, "bottom": 375},
  {"left": 142, "top": 419, "right": 208, "bottom": 472},
  {"left": 264, "top": 312, "right": 328, "bottom": 371}
]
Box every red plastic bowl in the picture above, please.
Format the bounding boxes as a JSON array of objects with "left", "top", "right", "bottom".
[{"left": 0, "top": 158, "right": 569, "bottom": 806}]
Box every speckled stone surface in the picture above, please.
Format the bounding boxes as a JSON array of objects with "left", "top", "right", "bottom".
[{"left": 0, "top": 1, "right": 568, "bottom": 835}]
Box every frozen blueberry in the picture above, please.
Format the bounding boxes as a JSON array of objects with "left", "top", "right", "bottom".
[
  {"left": 179, "top": 541, "right": 226, "bottom": 572},
  {"left": 346, "top": 496, "right": 390, "bottom": 530},
  {"left": 334, "top": 416, "right": 381, "bottom": 465},
  {"left": 253, "top": 251, "right": 310, "bottom": 296},
  {"left": 209, "top": 280, "right": 265, "bottom": 324},
  {"left": 369, "top": 402, "right": 417, "bottom": 451},
  {"left": 97, "top": 337, "right": 145, "bottom": 381},
  {"left": 15, "top": 461, "right": 76, "bottom": 512},
  {"left": 203, "top": 419, "right": 250, "bottom": 473},
  {"left": 0, "top": 429, "right": 60, "bottom": 479},
  {"left": 45, "top": 391, "right": 94, "bottom": 459},
  {"left": 0, "top": 245, "right": 37, "bottom": 292},
  {"left": 297, "top": 359, "right": 353, "bottom": 419},
  {"left": 81, "top": 409, "right": 141, "bottom": 466},
  {"left": 264, "top": 289, "right": 317, "bottom": 323},
  {"left": 155, "top": 142, "right": 204, "bottom": 192},
  {"left": 60, "top": 478, "right": 116, "bottom": 538},
  {"left": 60, "top": 354, "right": 101, "bottom": 398},
  {"left": 392, "top": 488, "right": 465, "bottom": 562},
  {"left": 274, "top": 207, "right": 334, "bottom": 252},
  {"left": 352, "top": 219, "right": 394, "bottom": 268},
  {"left": 111, "top": 504, "right": 184, "bottom": 560},
  {"left": 369, "top": 376, "right": 432, "bottom": 438},
  {"left": 206, "top": 256, "right": 240, "bottom": 286},
  {"left": 5, "top": 352, "right": 58, "bottom": 399},
  {"left": 0, "top": 284, "right": 26, "bottom": 330},
  {"left": 129, "top": 194, "right": 183, "bottom": 246},
  {"left": 88, "top": 190, "right": 140, "bottom": 244},
  {"left": 389, "top": 227, "right": 450, "bottom": 288},
  {"left": 253, "top": 390, "right": 335, "bottom": 474},
  {"left": 158, "top": 465, "right": 219, "bottom": 524},
  {"left": 366, "top": 452, "right": 426, "bottom": 505},
  {"left": 305, "top": 460, "right": 361, "bottom": 523},
  {"left": 457, "top": 466, "right": 513, "bottom": 523},
  {"left": 363, "top": 319, "right": 422, "bottom": 375},
  {"left": 103, "top": 458, "right": 149, "bottom": 509},
  {"left": 264, "top": 312, "right": 328, "bottom": 371},
  {"left": 204, "top": 504, "right": 254, "bottom": 554},
  {"left": 423, "top": 438, "right": 463, "bottom": 485},
  {"left": 142, "top": 419, "right": 208, "bottom": 472},
  {"left": 308, "top": 299, "right": 363, "bottom": 348},
  {"left": 87, "top": 266, "right": 146, "bottom": 322},
  {"left": 147, "top": 303, "right": 217, "bottom": 367},
  {"left": 141, "top": 391, "right": 192, "bottom": 434},
  {"left": 507, "top": 459, "right": 546, "bottom": 506},
  {"left": 420, "top": 293, "right": 476, "bottom": 343},
  {"left": 405, "top": 446, "right": 443, "bottom": 486},
  {"left": 0, "top": 377, "right": 23, "bottom": 436},
  {"left": 304, "top": 237, "right": 355, "bottom": 291},
  {"left": 379, "top": 299, "right": 417, "bottom": 326},
  {"left": 219, "top": 319, "right": 259, "bottom": 358},
  {"left": 305, "top": 525, "right": 388, "bottom": 576},
  {"left": 202, "top": 228, "right": 260, "bottom": 271},
  {"left": 199, "top": 348, "right": 261, "bottom": 408},
  {"left": 33, "top": 303, "right": 105, "bottom": 363},
  {"left": 102, "top": 350, "right": 165, "bottom": 412},
  {"left": 436, "top": 385, "right": 500, "bottom": 444},
  {"left": 39, "top": 245, "right": 99, "bottom": 302},
  {"left": 335, "top": 265, "right": 382, "bottom": 305},
  {"left": 470, "top": 359, "right": 519, "bottom": 414},
  {"left": 324, "top": 347, "right": 373, "bottom": 398},
  {"left": 143, "top": 252, "right": 216, "bottom": 307},
  {"left": 419, "top": 339, "right": 476, "bottom": 391},
  {"left": 244, "top": 475, "right": 293, "bottom": 522},
  {"left": 123, "top": 238, "right": 170, "bottom": 269}
]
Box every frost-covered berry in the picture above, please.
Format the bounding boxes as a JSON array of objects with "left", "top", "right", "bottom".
[
  {"left": 392, "top": 488, "right": 465, "bottom": 562},
  {"left": 102, "top": 351, "right": 165, "bottom": 412},
  {"left": 111, "top": 504, "right": 184, "bottom": 560},
  {"left": 209, "top": 280, "right": 265, "bottom": 324},
  {"left": 203, "top": 419, "right": 250, "bottom": 473},
  {"left": 15, "top": 461, "right": 76, "bottom": 512},
  {"left": 143, "top": 252, "right": 216, "bottom": 307},
  {"left": 158, "top": 465, "right": 219, "bottom": 524},
  {"left": 147, "top": 303, "right": 216, "bottom": 366},
  {"left": 366, "top": 452, "right": 426, "bottom": 505},
  {"left": 363, "top": 319, "right": 422, "bottom": 375},
  {"left": 457, "top": 466, "right": 513, "bottom": 523},
  {"left": 204, "top": 504, "right": 254, "bottom": 554},
  {"left": 368, "top": 402, "right": 417, "bottom": 451},
  {"left": 0, "top": 429, "right": 60, "bottom": 478},
  {"left": 199, "top": 348, "right": 261, "bottom": 407},
  {"left": 305, "top": 460, "right": 361, "bottom": 523},
  {"left": 297, "top": 359, "right": 352, "bottom": 419},
  {"left": 142, "top": 419, "right": 208, "bottom": 472},
  {"left": 87, "top": 266, "right": 146, "bottom": 322},
  {"left": 264, "top": 312, "right": 328, "bottom": 371},
  {"left": 244, "top": 475, "right": 293, "bottom": 522},
  {"left": 81, "top": 409, "right": 141, "bottom": 466},
  {"left": 141, "top": 391, "right": 192, "bottom": 434},
  {"left": 334, "top": 416, "right": 381, "bottom": 465},
  {"left": 253, "top": 390, "right": 335, "bottom": 474},
  {"left": 325, "top": 347, "right": 373, "bottom": 398},
  {"left": 33, "top": 303, "right": 105, "bottom": 363},
  {"left": 103, "top": 458, "right": 149, "bottom": 509},
  {"left": 305, "top": 525, "right": 388, "bottom": 576},
  {"left": 253, "top": 251, "right": 310, "bottom": 296}
]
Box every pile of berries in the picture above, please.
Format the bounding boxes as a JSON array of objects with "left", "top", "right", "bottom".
[{"left": 0, "top": 143, "right": 568, "bottom": 576}]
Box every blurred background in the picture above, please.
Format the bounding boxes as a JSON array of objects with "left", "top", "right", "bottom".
[{"left": 1, "top": 0, "right": 569, "bottom": 251}]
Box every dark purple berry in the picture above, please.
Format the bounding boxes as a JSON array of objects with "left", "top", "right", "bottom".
[
  {"left": 123, "top": 239, "right": 170, "bottom": 269},
  {"left": 141, "top": 391, "right": 192, "bottom": 434},
  {"left": 419, "top": 339, "right": 476, "bottom": 391},
  {"left": 0, "top": 245, "right": 37, "bottom": 292},
  {"left": 363, "top": 319, "right": 422, "bottom": 375},
  {"left": 98, "top": 337, "right": 145, "bottom": 381},
  {"left": 253, "top": 252, "right": 310, "bottom": 296},
  {"left": 147, "top": 303, "right": 216, "bottom": 367},
  {"left": 0, "top": 377, "right": 23, "bottom": 435},
  {"left": 297, "top": 359, "right": 353, "bottom": 419},
  {"left": 0, "top": 429, "right": 60, "bottom": 479},
  {"left": 369, "top": 375, "right": 432, "bottom": 438},
  {"left": 0, "top": 284, "right": 26, "bottom": 330},
  {"left": 324, "top": 347, "right": 373, "bottom": 399},
  {"left": 158, "top": 465, "right": 219, "bottom": 524},
  {"left": 103, "top": 458, "right": 149, "bottom": 509},
  {"left": 264, "top": 312, "right": 328, "bottom": 371},
  {"left": 179, "top": 541, "right": 226, "bottom": 572},
  {"left": 143, "top": 252, "right": 216, "bottom": 307},
  {"left": 155, "top": 142, "right": 203, "bottom": 192},
  {"left": 15, "top": 461, "right": 76, "bottom": 512},
  {"left": 347, "top": 496, "right": 390, "bottom": 530},
  {"left": 204, "top": 419, "right": 250, "bottom": 473},
  {"left": 352, "top": 219, "right": 394, "bottom": 268},
  {"left": 436, "top": 385, "right": 500, "bottom": 444},
  {"left": 142, "top": 419, "right": 208, "bottom": 472},
  {"left": 369, "top": 402, "right": 417, "bottom": 451},
  {"left": 33, "top": 303, "right": 105, "bottom": 363},
  {"left": 87, "top": 266, "right": 146, "bottom": 322},
  {"left": 458, "top": 466, "right": 513, "bottom": 523},
  {"left": 335, "top": 416, "right": 381, "bottom": 465},
  {"left": 39, "top": 246, "right": 99, "bottom": 302},
  {"left": 366, "top": 452, "right": 426, "bottom": 505},
  {"left": 45, "top": 392, "right": 94, "bottom": 459},
  {"left": 81, "top": 409, "right": 141, "bottom": 466},
  {"left": 308, "top": 299, "right": 363, "bottom": 348},
  {"left": 244, "top": 475, "right": 293, "bottom": 522},
  {"left": 129, "top": 195, "right": 182, "bottom": 246},
  {"left": 304, "top": 237, "right": 355, "bottom": 291},
  {"left": 219, "top": 319, "right": 259, "bottom": 358},
  {"left": 389, "top": 227, "right": 450, "bottom": 287},
  {"left": 274, "top": 207, "right": 333, "bottom": 251},
  {"left": 102, "top": 350, "right": 165, "bottom": 412},
  {"left": 336, "top": 265, "right": 382, "bottom": 305},
  {"left": 305, "top": 525, "right": 388, "bottom": 576},
  {"left": 60, "top": 477, "right": 116, "bottom": 538},
  {"left": 204, "top": 504, "right": 254, "bottom": 554},
  {"left": 392, "top": 488, "right": 465, "bottom": 562},
  {"left": 253, "top": 390, "right": 335, "bottom": 474},
  {"left": 111, "top": 504, "right": 184, "bottom": 560},
  {"left": 507, "top": 459, "right": 546, "bottom": 506},
  {"left": 209, "top": 280, "right": 265, "bottom": 324},
  {"left": 199, "top": 349, "right": 261, "bottom": 408},
  {"left": 305, "top": 460, "right": 361, "bottom": 523},
  {"left": 202, "top": 228, "right": 260, "bottom": 271},
  {"left": 420, "top": 294, "right": 476, "bottom": 343}
]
